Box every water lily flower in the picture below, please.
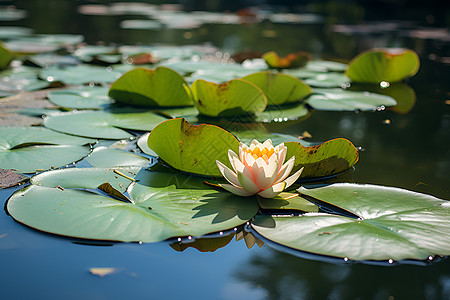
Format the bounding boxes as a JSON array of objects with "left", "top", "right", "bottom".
[{"left": 216, "top": 139, "right": 303, "bottom": 198}]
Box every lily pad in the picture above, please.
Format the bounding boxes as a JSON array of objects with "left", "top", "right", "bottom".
[
  {"left": 285, "top": 138, "right": 359, "bottom": 178},
  {"left": 242, "top": 72, "right": 312, "bottom": 105},
  {"left": 147, "top": 118, "right": 239, "bottom": 177},
  {"left": 258, "top": 192, "right": 319, "bottom": 212},
  {"left": 109, "top": 67, "right": 193, "bottom": 107},
  {"left": 47, "top": 86, "right": 114, "bottom": 109},
  {"left": 262, "top": 51, "right": 311, "bottom": 69},
  {"left": 190, "top": 79, "right": 267, "bottom": 117},
  {"left": 7, "top": 168, "right": 259, "bottom": 242},
  {"left": 40, "top": 65, "right": 123, "bottom": 85},
  {"left": 254, "top": 102, "right": 309, "bottom": 123},
  {"left": 252, "top": 184, "right": 450, "bottom": 261},
  {"left": 86, "top": 147, "right": 152, "bottom": 168},
  {"left": 43, "top": 110, "right": 168, "bottom": 139},
  {"left": 304, "top": 73, "right": 350, "bottom": 88},
  {"left": 306, "top": 88, "right": 397, "bottom": 111},
  {"left": 0, "top": 127, "right": 94, "bottom": 173},
  {"left": 345, "top": 48, "right": 420, "bottom": 83}
]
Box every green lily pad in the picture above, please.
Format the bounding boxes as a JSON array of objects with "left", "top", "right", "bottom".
[
  {"left": 258, "top": 192, "right": 319, "bottom": 212},
  {"left": 147, "top": 118, "right": 239, "bottom": 177},
  {"left": 345, "top": 48, "right": 420, "bottom": 83},
  {"left": 190, "top": 79, "right": 267, "bottom": 117},
  {"left": 48, "top": 86, "right": 114, "bottom": 109},
  {"left": 0, "top": 42, "right": 14, "bottom": 69},
  {"left": 86, "top": 147, "right": 152, "bottom": 168},
  {"left": 7, "top": 168, "right": 259, "bottom": 242},
  {"left": 254, "top": 102, "right": 309, "bottom": 123},
  {"left": 252, "top": 184, "right": 450, "bottom": 261},
  {"left": 0, "top": 127, "right": 94, "bottom": 173},
  {"left": 40, "top": 65, "right": 123, "bottom": 85},
  {"left": 285, "top": 138, "right": 359, "bottom": 178},
  {"left": 108, "top": 67, "right": 193, "bottom": 107},
  {"left": 242, "top": 72, "right": 312, "bottom": 105},
  {"left": 304, "top": 73, "right": 350, "bottom": 88},
  {"left": 305, "top": 60, "right": 348, "bottom": 72},
  {"left": 306, "top": 88, "right": 397, "bottom": 111},
  {"left": 0, "top": 66, "right": 50, "bottom": 93},
  {"left": 262, "top": 51, "right": 311, "bottom": 69},
  {"left": 0, "top": 26, "right": 32, "bottom": 39},
  {"left": 43, "top": 110, "right": 168, "bottom": 139}
]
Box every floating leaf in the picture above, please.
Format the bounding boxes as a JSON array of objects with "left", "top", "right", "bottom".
[
  {"left": 43, "top": 110, "right": 168, "bottom": 139},
  {"left": 242, "top": 72, "right": 312, "bottom": 105},
  {"left": 109, "top": 67, "right": 193, "bottom": 107},
  {"left": 0, "top": 169, "right": 28, "bottom": 188},
  {"left": 262, "top": 51, "right": 311, "bottom": 69},
  {"left": 0, "top": 127, "right": 94, "bottom": 173},
  {"left": 86, "top": 147, "right": 151, "bottom": 168},
  {"left": 40, "top": 65, "right": 122, "bottom": 85},
  {"left": 345, "top": 48, "right": 420, "bottom": 83},
  {"left": 147, "top": 118, "right": 239, "bottom": 177},
  {"left": 190, "top": 79, "right": 267, "bottom": 117},
  {"left": 257, "top": 192, "right": 319, "bottom": 212},
  {"left": 304, "top": 73, "right": 350, "bottom": 88},
  {"left": 7, "top": 168, "right": 258, "bottom": 243},
  {"left": 306, "top": 88, "right": 397, "bottom": 111},
  {"left": 47, "top": 86, "right": 114, "bottom": 109},
  {"left": 252, "top": 184, "right": 450, "bottom": 261},
  {"left": 285, "top": 138, "right": 359, "bottom": 178},
  {"left": 305, "top": 60, "right": 347, "bottom": 72}
]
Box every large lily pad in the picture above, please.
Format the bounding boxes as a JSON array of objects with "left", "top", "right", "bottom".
[
  {"left": 345, "top": 48, "right": 420, "bottom": 83},
  {"left": 86, "top": 147, "right": 152, "bottom": 168},
  {"left": 190, "top": 79, "right": 267, "bottom": 117},
  {"left": 7, "top": 167, "right": 259, "bottom": 242},
  {"left": 285, "top": 138, "right": 359, "bottom": 178},
  {"left": 147, "top": 118, "right": 239, "bottom": 177},
  {"left": 242, "top": 72, "right": 312, "bottom": 105},
  {"left": 0, "top": 127, "right": 94, "bottom": 173},
  {"left": 108, "top": 67, "right": 193, "bottom": 107},
  {"left": 47, "top": 87, "right": 114, "bottom": 109},
  {"left": 43, "top": 110, "right": 168, "bottom": 139},
  {"left": 252, "top": 184, "right": 450, "bottom": 261},
  {"left": 306, "top": 88, "right": 397, "bottom": 111}
]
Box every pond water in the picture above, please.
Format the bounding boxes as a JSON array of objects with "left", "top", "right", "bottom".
[{"left": 1, "top": 1, "right": 450, "bottom": 299}]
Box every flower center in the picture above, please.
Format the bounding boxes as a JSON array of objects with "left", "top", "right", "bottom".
[{"left": 245, "top": 147, "right": 275, "bottom": 163}]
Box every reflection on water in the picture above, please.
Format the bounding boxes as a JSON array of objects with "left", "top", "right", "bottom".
[{"left": 234, "top": 247, "right": 450, "bottom": 299}]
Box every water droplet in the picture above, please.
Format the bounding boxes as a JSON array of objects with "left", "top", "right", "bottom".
[
  {"left": 429, "top": 255, "right": 434, "bottom": 261},
  {"left": 177, "top": 237, "right": 181, "bottom": 242},
  {"left": 106, "top": 66, "right": 112, "bottom": 72},
  {"left": 233, "top": 228, "right": 237, "bottom": 231},
  {"left": 47, "top": 76, "right": 54, "bottom": 82},
  {"left": 188, "top": 236, "right": 192, "bottom": 240},
  {"left": 138, "top": 241, "right": 143, "bottom": 245},
  {"left": 89, "top": 81, "right": 95, "bottom": 87},
  {"left": 380, "top": 81, "right": 390, "bottom": 88},
  {"left": 383, "top": 119, "right": 391, "bottom": 125},
  {"left": 344, "top": 257, "right": 349, "bottom": 262},
  {"left": 219, "top": 231, "right": 223, "bottom": 235},
  {"left": 388, "top": 259, "right": 394, "bottom": 264}
]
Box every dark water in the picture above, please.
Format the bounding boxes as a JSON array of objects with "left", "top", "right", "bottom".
[{"left": 1, "top": 1, "right": 450, "bottom": 299}]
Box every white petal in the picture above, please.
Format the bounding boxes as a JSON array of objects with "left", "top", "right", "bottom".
[
  {"left": 239, "top": 143, "right": 248, "bottom": 161},
  {"left": 274, "top": 156, "right": 295, "bottom": 183},
  {"left": 250, "top": 139, "right": 260, "bottom": 146},
  {"left": 262, "top": 139, "right": 273, "bottom": 148},
  {"left": 283, "top": 167, "right": 304, "bottom": 188},
  {"left": 244, "top": 152, "right": 256, "bottom": 168},
  {"left": 255, "top": 160, "right": 278, "bottom": 190},
  {"left": 216, "top": 160, "right": 241, "bottom": 187},
  {"left": 229, "top": 150, "right": 245, "bottom": 173},
  {"left": 257, "top": 182, "right": 286, "bottom": 198},
  {"left": 219, "top": 183, "right": 254, "bottom": 197},
  {"left": 237, "top": 172, "right": 260, "bottom": 193},
  {"left": 276, "top": 147, "right": 287, "bottom": 169}
]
